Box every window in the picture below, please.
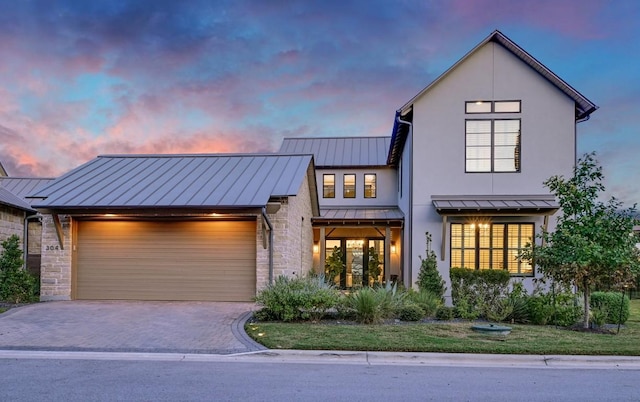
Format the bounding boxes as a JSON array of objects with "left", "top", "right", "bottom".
[
  {"left": 451, "top": 222, "right": 534, "bottom": 275},
  {"left": 323, "top": 174, "right": 335, "bottom": 198},
  {"left": 466, "top": 119, "right": 520, "bottom": 172},
  {"left": 466, "top": 100, "right": 521, "bottom": 113},
  {"left": 364, "top": 174, "right": 376, "bottom": 198},
  {"left": 343, "top": 174, "right": 356, "bottom": 198}
]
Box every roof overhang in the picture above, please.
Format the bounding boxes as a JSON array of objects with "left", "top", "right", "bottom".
[
  {"left": 313, "top": 207, "right": 404, "bottom": 226},
  {"left": 34, "top": 206, "right": 265, "bottom": 217},
  {"left": 432, "top": 195, "right": 559, "bottom": 216}
]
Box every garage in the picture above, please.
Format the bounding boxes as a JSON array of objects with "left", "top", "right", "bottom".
[{"left": 75, "top": 219, "right": 256, "bottom": 301}]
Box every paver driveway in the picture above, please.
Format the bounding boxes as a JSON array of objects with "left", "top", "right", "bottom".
[{"left": 0, "top": 301, "right": 263, "bottom": 354}]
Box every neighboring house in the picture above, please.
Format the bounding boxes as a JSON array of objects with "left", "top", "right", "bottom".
[
  {"left": 30, "top": 30, "right": 597, "bottom": 302},
  {"left": 30, "top": 154, "right": 318, "bottom": 301},
  {"left": 0, "top": 177, "right": 54, "bottom": 276}
]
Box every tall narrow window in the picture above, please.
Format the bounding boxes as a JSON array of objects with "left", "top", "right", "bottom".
[
  {"left": 323, "top": 174, "right": 335, "bottom": 198},
  {"left": 364, "top": 174, "right": 376, "bottom": 198},
  {"left": 343, "top": 174, "right": 356, "bottom": 198},
  {"left": 450, "top": 222, "right": 534, "bottom": 276}
]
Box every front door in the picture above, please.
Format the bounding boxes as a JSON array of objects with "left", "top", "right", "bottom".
[{"left": 325, "top": 238, "right": 384, "bottom": 289}]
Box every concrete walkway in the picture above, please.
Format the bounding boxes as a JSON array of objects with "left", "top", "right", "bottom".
[{"left": 0, "top": 301, "right": 265, "bottom": 354}]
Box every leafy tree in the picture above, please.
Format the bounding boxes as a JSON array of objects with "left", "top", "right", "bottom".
[
  {"left": 0, "top": 235, "right": 38, "bottom": 303},
  {"left": 417, "top": 232, "right": 446, "bottom": 299},
  {"left": 521, "top": 153, "right": 640, "bottom": 328}
]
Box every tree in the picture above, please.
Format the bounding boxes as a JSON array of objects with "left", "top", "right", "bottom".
[
  {"left": 417, "top": 232, "right": 446, "bottom": 300},
  {"left": 521, "top": 153, "right": 640, "bottom": 328},
  {"left": 324, "top": 246, "right": 345, "bottom": 285}
]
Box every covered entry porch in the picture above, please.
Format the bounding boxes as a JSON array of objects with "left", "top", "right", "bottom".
[{"left": 312, "top": 208, "right": 403, "bottom": 289}]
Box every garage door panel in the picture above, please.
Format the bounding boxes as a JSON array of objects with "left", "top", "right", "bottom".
[{"left": 76, "top": 220, "right": 256, "bottom": 301}]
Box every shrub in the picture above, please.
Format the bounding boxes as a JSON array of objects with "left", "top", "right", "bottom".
[
  {"left": 504, "top": 282, "right": 530, "bottom": 323},
  {"left": 527, "top": 290, "right": 582, "bottom": 327},
  {"left": 416, "top": 232, "right": 446, "bottom": 299},
  {"left": 435, "top": 306, "right": 455, "bottom": 320},
  {"left": 450, "top": 268, "right": 510, "bottom": 320},
  {"left": 397, "top": 303, "right": 425, "bottom": 321},
  {"left": 406, "top": 289, "right": 442, "bottom": 317},
  {"left": 253, "top": 275, "right": 340, "bottom": 322},
  {"left": 343, "top": 283, "right": 404, "bottom": 324},
  {"left": 590, "top": 291, "right": 630, "bottom": 324},
  {"left": 0, "top": 235, "right": 38, "bottom": 303}
]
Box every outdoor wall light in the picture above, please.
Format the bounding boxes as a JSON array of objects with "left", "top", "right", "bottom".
[
  {"left": 391, "top": 244, "right": 397, "bottom": 254},
  {"left": 313, "top": 244, "right": 319, "bottom": 254}
]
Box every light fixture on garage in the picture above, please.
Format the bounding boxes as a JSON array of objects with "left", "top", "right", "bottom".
[
  {"left": 391, "top": 243, "right": 397, "bottom": 254},
  {"left": 313, "top": 243, "right": 319, "bottom": 254}
]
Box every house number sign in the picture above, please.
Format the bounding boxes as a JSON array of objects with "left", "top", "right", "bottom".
[{"left": 45, "top": 245, "right": 61, "bottom": 251}]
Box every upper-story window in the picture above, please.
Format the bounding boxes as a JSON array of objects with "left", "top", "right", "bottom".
[
  {"left": 343, "top": 174, "right": 356, "bottom": 198},
  {"left": 364, "top": 174, "right": 376, "bottom": 198},
  {"left": 465, "top": 100, "right": 521, "bottom": 173},
  {"left": 323, "top": 174, "right": 335, "bottom": 198}
]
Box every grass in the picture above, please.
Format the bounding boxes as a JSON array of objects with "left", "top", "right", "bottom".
[
  {"left": 0, "top": 307, "right": 7, "bottom": 314},
  {"left": 245, "top": 299, "right": 640, "bottom": 356}
]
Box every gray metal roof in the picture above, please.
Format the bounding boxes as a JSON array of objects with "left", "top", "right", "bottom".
[
  {"left": 0, "top": 177, "right": 55, "bottom": 206},
  {"left": 279, "top": 137, "right": 391, "bottom": 167},
  {"left": 315, "top": 207, "right": 404, "bottom": 222},
  {"left": 0, "top": 187, "right": 33, "bottom": 211},
  {"left": 31, "top": 154, "right": 317, "bottom": 211},
  {"left": 432, "top": 195, "right": 559, "bottom": 214}
]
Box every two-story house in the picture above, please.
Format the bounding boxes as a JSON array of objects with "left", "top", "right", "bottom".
[{"left": 30, "top": 30, "right": 596, "bottom": 302}]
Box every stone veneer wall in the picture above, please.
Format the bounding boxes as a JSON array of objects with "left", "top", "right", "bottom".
[
  {"left": 0, "top": 205, "right": 25, "bottom": 245},
  {"left": 255, "top": 175, "right": 315, "bottom": 292},
  {"left": 39, "top": 214, "right": 73, "bottom": 301}
]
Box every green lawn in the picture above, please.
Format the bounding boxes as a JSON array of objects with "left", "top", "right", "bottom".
[{"left": 245, "top": 299, "right": 640, "bottom": 356}]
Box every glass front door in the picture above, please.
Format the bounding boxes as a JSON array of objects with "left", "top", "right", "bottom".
[{"left": 325, "top": 238, "right": 384, "bottom": 289}]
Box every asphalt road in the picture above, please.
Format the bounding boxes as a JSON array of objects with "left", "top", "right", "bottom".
[{"left": 1, "top": 357, "right": 638, "bottom": 401}]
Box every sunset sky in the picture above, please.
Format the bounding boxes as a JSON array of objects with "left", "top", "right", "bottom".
[{"left": 0, "top": 0, "right": 638, "bottom": 206}]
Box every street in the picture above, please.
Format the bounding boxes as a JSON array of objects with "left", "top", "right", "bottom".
[{"left": 1, "top": 357, "right": 638, "bottom": 401}]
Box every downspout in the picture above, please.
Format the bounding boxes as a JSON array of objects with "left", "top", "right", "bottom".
[
  {"left": 574, "top": 114, "right": 590, "bottom": 167},
  {"left": 23, "top": 213, "right": 41, "bottom": 270},
  {"left": 261, "top": 207, "right": 274, "bottom": 285},
  {"left": 396, "top": 114, "right": 413, "bottom": 288}
]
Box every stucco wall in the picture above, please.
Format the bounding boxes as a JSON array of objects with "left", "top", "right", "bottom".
[
  {"left": 315, "top": 167, "right": 397, "bottom": 207},
  {"left": 404, "top": 41, "right": 579, "bottom": 299}
]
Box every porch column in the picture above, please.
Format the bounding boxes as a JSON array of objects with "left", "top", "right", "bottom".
[
  {"left": 319, "top": 227, "right": 326, "bottom": 274},
  {"left": 440, "top": 215, "right": 447, "bottom": 261},
  {"left": 385, "top": 226, "right": 391, "bottom": 284}
]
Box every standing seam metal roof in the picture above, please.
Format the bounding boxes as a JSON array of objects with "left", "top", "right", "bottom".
[
  {"left": 279, "top": 137, "right": 391, "bottom": 167},
  {"left": 31, "top": 154, "right": 315, "bottom": 209}
]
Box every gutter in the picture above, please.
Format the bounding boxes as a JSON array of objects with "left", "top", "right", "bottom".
[
  {"left": 261, "top": 207, "right": 274, "bottom": 285},
  {"left": 396, "top": 114, "right": 413, "bottom": 288}
]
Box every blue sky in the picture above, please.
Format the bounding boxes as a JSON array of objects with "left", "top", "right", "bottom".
[{"left": 0, "top": 0, "right": 638, "bottom": 206}]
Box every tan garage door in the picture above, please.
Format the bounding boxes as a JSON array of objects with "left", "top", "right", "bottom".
[{"left": 75, "top": 220, "right": 256, "bottom": 301}]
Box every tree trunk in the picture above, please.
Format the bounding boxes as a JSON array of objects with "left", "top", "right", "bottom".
[{"left": 582, "top": 278, "right": 590, "bottom": 329}]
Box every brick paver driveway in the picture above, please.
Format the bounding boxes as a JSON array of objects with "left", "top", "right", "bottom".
[{"left": 0, "top": 301, "right": 263, "bottom": 354}]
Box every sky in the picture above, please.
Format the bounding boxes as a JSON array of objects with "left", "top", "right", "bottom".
[{"left": 0, "top": 0, "right": 638, "bottom": 206}]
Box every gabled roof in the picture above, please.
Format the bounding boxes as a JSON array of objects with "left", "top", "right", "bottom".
[
  {"left": 280, "top": 137, "right": 391, "bottom": 167},
  {"left": 0, "top": 187, "right": 34, "bottom": 212},
  {"left": 31, "top": 154, "right": 319, "bottom": 214},
  {"left": 388, "top": 30, "right": 598, "bottom": 165},
  {"left": 0, "top": 177, "right": 55, "bottom": 206}
]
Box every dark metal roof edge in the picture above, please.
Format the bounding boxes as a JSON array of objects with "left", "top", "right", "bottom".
[{"left": 397, "top": 30, "right": 597, "bottom": 119}]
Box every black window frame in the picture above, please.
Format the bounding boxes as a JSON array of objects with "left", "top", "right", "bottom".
[
  {"left": 450, "top": 222, "right": 535, "bottom": 276},
  {"left": 343, "top": 174, "right": 356, "bottom": 198},
  {"left": 364, "top": 173, "right": 377, "bottom": 198},
  {"left": 323, "top": 174, "right": 335, "bottom": 198}
]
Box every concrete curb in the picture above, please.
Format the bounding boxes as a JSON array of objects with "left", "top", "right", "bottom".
[
  {"left": 1, "top": 349, "right": 639, "bottom": 369},
  {"left": 232, "top": 311, "right": 267, "bottom": 352}
]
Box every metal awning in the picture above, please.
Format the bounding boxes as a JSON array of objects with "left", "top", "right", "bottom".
[
  {"left": 431, "top": 195, "right": 559, "bottom": 260},
  {"left": 313, "top": 208, "right": 404, "bottom": 226},
  {"left": 432, "top": 195, "right": 559, "bottom": 216}
]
